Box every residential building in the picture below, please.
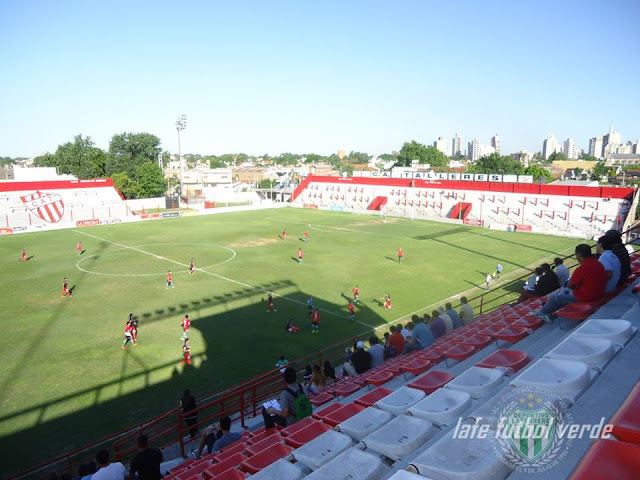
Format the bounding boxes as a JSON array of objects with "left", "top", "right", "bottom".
[
  {"left": 434, "top": 136, "right": 450, "bottom": 157},
  {"left": 589, "top": 136, "right": 604, "bottom": 159},
  {"left": 603, "top": 124, "right": 622, "bottom": 159},
  {"left": 542, "top": 135, "right": 559, "bottom": 160},
  {"left": 563, "top": 137, "right": 577, "bottom": 159},
  {"left": 468, "top": 138, "right": 481, "bottom": 162},
  {"left": 491, "top": 134, "right": 501, "bottom": 155},
  {"left": 451, "top": 133, "right": 463, "bottom": 157}
]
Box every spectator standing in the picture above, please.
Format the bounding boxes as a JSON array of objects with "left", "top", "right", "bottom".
[
  {"left": 445, "top": 303, "right": 462, "bottom": 329},
  {"left": 368, "top": 336, "right": 385, "bottom": 368},
  {"left": 459, "top": 297, "right": 474, "bottom": 324},
  {"left": 129, "top": 434, "right": 163, "bottom": 480},
  {"left": 91, "top": 450, "right": 126, "bottom": 480},
  {"left": 180, "top": 389, "right": 198, "bottom": 440},
  {"left": 553, "top": 257, "right": 570, "bottom": 287},
  {"left": 534, "top": 263, "right": 560, "bottom": 296},
  {"left": 605, "top": 230, "right": 631, "bottom": 286},
  {"left": 538, "top": 244, "right": 606, "bottom": 321},
  {"left": 430, "top": 310, "right": 447, "bottom": 339},
  {"left": 351, "top": 341, "right": 372, "bottom": 374},
  {"left": 598, "top": 235, "right": 621, "bottom": 293},
  {"left": 266, "top": 367, "right": 309, "bottom": 427}
]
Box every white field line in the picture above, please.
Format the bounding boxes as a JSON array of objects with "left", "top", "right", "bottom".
[{"left": 74, "top": 230, "right": 372, "bottom": 328}]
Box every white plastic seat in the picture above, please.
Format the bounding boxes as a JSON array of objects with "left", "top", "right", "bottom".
[
  {"left": 248, "top": 458, "right": 304, "bottom": 480},
  {"left": 304, "top": 448, "right": 384, "bottom": 480},
  {"left": 407, "top": 428, "right": 512, "bottom": 480},
  {"left": 291, "top": 429, "right": 353, "bottom": 470},
  {"left": 360, "top": 414, "right": 436, "bottom": 460},
  {"left": 408, "top": 388, "right": 472, "bottom": 426},
  {"left": 336, "top": 406, "right": 393, "bottom": 441},
  {"left": 545, "top": 335, "right": 614, "bottom": 370},
  {"left": 572, "top": 319, "right": 635, "bottom": 347},
  {"left": 445, "top": 367, "right": 505, "bottom": 399},
  {"left": 387, "top": 471, "right": 436, "bottom": 480},
  {"left": 375, "top": 387, "right": 425, "bottom": 415},
  {"left": 509, "top": 358, "right": 595, "bottom": 404}
]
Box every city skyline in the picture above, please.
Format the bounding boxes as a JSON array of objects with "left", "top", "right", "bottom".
[{"left": 0, "top": 0, "right": 638, "bottom": 158}]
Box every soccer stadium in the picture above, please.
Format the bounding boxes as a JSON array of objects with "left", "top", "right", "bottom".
[{"left": 2, "top": 2, "right": 640, "bottom": 480}]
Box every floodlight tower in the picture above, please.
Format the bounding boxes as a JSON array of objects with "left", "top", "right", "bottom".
[{"left": 175, "top": 114, "right": 187, "bottom": 197}]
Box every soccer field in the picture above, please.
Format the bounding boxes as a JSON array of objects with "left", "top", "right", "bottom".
[{"left": 0, "top": 207, "right": 579, "bottom": 473}]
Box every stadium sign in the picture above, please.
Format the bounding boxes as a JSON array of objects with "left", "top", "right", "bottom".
[
  {"left": 356, "top": 169, "right": 534, "bottom": 183},
  {"left": 20, "top": 190, "right": 65, "bottom": 223}
]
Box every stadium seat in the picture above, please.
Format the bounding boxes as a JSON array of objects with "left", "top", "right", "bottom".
[
  {"left": 203, "top": 454, "right": 247, "bottom": 477},
  {"left": 476, "top": 349, "right": 530, "bottom": 373},
  {"left": 291, "top": 430, "right": 353, "bottom": 470},
  {"left": 304, "top": 447, "right": 383, "bottom": 480},
  {"left": 408, "top": 371, "right": 454, "bottom": 394},
  {"left": 248, "top": 426, "right": 281, "bottom": 443},
  {"left": 309, "top": 391, "right": 333, "bottom": 407},
  {"left": 416, "top": 349, "right": 443, "bottom": 363},
  {"left": 355, "top": 386, "right": 392, "bottom": 407},
  {"left": 570, "top": 439, "right": 640, "bottom": 480},
  {"left": 360, "top": 414, "right": 436, "bottom": 460},
  {"left": 179, "top": 460, "right": 214, "bottom": 478},
  {"left": 284, "top": 420, "right": 331, "bottom": 448},
  {"left": 386, "top": 471, "right": 431, "bottom": 480},
  {"left": 335, "top": 406, "right": 393, "bottom": 440},
  {"left": 445, "top": 366, "right": 506, "bottom": 399},
  {"left": 244, "top": 434, "right": 285, "bottom": 456},
  {"left": 493, "top": 325, "right": 529, "bottom": 345},
  {"left": 375, "top": 386, "right": 425, "bottom": 415},
  {"left": 401, "top": 359, "right": 432, "bottom": 378},
  {"left": 511, "top": 315, "right": 544, "bottom": 330},
  {"left": 322, "top": 402, "right": 366, "bottom": 427},
  {"left": 609, "top": 383, "right": 640, "bottom": 445},
  {"left": 461, "top": 334, "right": 492, "bottom": 349},
  {"left": 212, "top": 441, "right": 248, "bottom": 461},
  {"left": 545, "top": 335, "right": 614, "bottom": 370},
  {"left": 334, "top": 381, "right": 362, "bottom": 397},
  {"left": 169, "top": 459, "right": 196, "bottom": 474},
  {"left": 573, "top": 319, "right": 634, "bottom": 347},
  {"left": 444, "top": 344, "right": 476, "bottom": 366},
  {"left": 555, "top": 302, "right": 598, "bottom": 321},
  {"left": 280, "top": 416, "right": 316, "bottom": 437},
  {"left": 245, "top": 459, "right": 303, "bottom": 480},
  {"left": 366, "top": 370, "right": 395, "bottom": 386},
  {"left": 240, "top": 443, "right": 292, "bottom": 474},
  {"left": 312, "top": 402, "right": 343, "bottom": 421},
  {"left": 408, "top": 387, "right": 472, "bottom": 426},
  {"left": 210, "top": 469, "right": 245, "bottom": 480}
]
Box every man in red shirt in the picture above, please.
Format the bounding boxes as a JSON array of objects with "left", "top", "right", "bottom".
[
  {"left": 166, "top": 270, "right": 174, "bottom": 289},
  {"left": 397, "top": 247, "right": 404, "bottom": 263},
  {"left": 537, "top": 244, "right": 606, "bottom": 322},
  {"left": 352, "top": 286, "right": 360, "bottom": 303},
  {"left": 311, "top": 308, "right": 320, "bottom": 333},
  {"left": 387, "top": 326, "right": 405, "bottom": 358},
  {"left": 182, "top": 314, "right": 191, "bottom": 335},
  {"left": 347, "top": 301, "right": 356, "bottom": 321},
  {"left": 297, "top": 248, "right": 304, "bottom": 264}
]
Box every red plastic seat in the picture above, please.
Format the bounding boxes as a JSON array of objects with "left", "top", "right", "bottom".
[
  {"left": 555, "top": 302, "right": 597, "bottom": 321},
  {"left": 245, "top": 434, "right": 284, "bottom": 456},
  {"left": 323, "top": 402, "right": 365, "bottom": 427},
  {"left": 384, "top": 362, "right": 407, "bottom": 375},
  {"left": 416, "top": 349, "right": 443, "bottom": 363},
  {"left": 476, "top": 349, "right": 530, "bottom": 373},
  {"left": 609, "top": 383, "right": 640, "bottom": 445},
  {"left": 310, "top": 391, "right": 334, "bottom": 407},
  {"left": 284, "top": 419, "right": 331, "bottom": 447},
  {"left": 312, "top": 402, "right": 342, "bottom": 421},
  {"left": 401, "top": 359, "right": 432, "bottom": 377},
  {"left": 494, "top": 326, "right": 529, "bottom": 344},
  {"left": 248, "top": 426, "right": 280, "bottom": 443},
  {"left": 355, "top": 386, "right": 392, "bottom": 407},
  {"left": 240, "top": 443, "right": 292, "bottom": 474},
  {"left": 212, "top": 441, "right": 248, "bottom": 461},
  {"left": 570, "top": 439, "right": 640, "bottom": 480},
  {"left": 512, "top": 315, "right": 543, "bottom": 330},
  {"left": 203, "top": 453, "right": 247, "bottom": 478},
  {"left": 211, "top": 469, "right": 245, "bottom": 480},
  {"left": 334, "top": 381, "right": 361, "bottom": 397},
  {"left": 280, "top": 416, "right": 316, "bottom": 437},
  {"left": 461, "top": 334, "right": 492, "bottom": 349},
  {"left": 445, "top": 344, "right": 476, "bottom": 362},
  {"left": 179, "top": 460, "right": 213, "bottom": 478},
  {"left": 170, "top": 459, "right": 196, "bottom": 474},
  {"left": 433, "top": 341, "right": 458, "bottom": 353},
  {"left": 408, "top": 370, "right": 454, "bottom": 394},
  {"left": 366, "top": 370, "right": 395, "bottom": 386}
]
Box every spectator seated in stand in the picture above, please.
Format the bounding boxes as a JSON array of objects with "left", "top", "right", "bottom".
[
  {"left": 323, "top": 360, "right": 336, "bottom": 385},
  {"left": 534, "top": 263, "right": 561, "bottom": 297},
  {"left": 386, "top": 325, "right": 404, "bottom": 359},
  {"left": 351, "top": 340, "right": 372, "bottom": 374},
  {"left": 405, "top": 318, "right": 434, "bottom": 352},
  {"left": 438, "top": 307, "right": 454, "bottom": 332},
  {"left": 553, "top": 257, "right": 570, "bottom": 287},
  {"left": 91, "top": 449, "right": 126, "bottom": 480},
  {"left": 458, "top": 296, "right": 474, "bottom": 324},
  {"left": 308, "top": 364, "right": 326, "bottom": 395},
  {"left": 191, "top": 416, "right": 241, "bottom": 459},
  {"left": 129, "top": 434, "right": 163, "bottom": 480},
  {"left": 445, "top": 302, "right": 462, "bottom": 329},
  {"left": 518, "top": 267, "right": 542, "bottom": 303},
  {"left": 275, "top": 355, "right": 289, "bottom": 373},
  {"left": 605, "top": 229, "right": 631, "bottom": 286},
  {"left": 368, "top": 336, "right": 385, "bottom": 368},
  {"left": 536, "top": 244, "right": 607, "bottom": 322},
  {"left": 597, "top": 235, "right": 621, "bottom": 293},
  {"left": 430, "top": 310, "right": 447, "bottom": 339}
]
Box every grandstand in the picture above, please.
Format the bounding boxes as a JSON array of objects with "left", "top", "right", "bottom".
[{"left": 292, "top": 176, "right": 637, "bottom": 239}]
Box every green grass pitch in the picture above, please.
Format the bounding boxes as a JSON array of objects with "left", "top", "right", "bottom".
[{"left": 0, "top": 208, "right": 578, "bottom": 472}]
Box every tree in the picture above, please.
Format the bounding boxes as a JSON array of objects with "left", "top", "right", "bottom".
[
  {"left": 34, "top": 135, "right": 107, "bottom": 179},
  {"left": 107, "top": 132, "right": 161, "bottom": 177},
  {"left": 591, "top": 161, "right": 611, "bottom": 181},
  {"left": 134, "top": 162, "right": 166, "bottom": 198},
  {"left": 523, "top": 165, "right": 553, "bottom": 183},
  {"left": 397, "top": 141, "right": 447, "bottom": 167},
  {"left": 378, "top": 153, "right": 398, "bottom": 163},
  {"left": 111, "top": 172, "right": 138, "bottom": 199},
  {"left": 467, "top": 152, "right": 524, "bottom": 175},
  {"left": 346, "top": 151, "right": 371, "bottom": 164},
  {"left": 579, "top": 152, "right": 598, "bottom": 161},
  {"left": 547, "top": 151, "right": 567, "bottom": 162}
]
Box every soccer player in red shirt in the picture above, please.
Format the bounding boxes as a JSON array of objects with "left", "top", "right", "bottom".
[
  {"left": 189, "top": 258, "right": 196, "bottom": 275},
  {"left": 76, "top": 241, "right": 84, "bottom": 255},
  {"left": 122, "top": 322, "right": 134, "bottom": 349},
  {"left": 281, "top": 227, "right": 287, "bottom": 240},
  {"left": 297, "top": 248, "right": 304, "bottom": 264},
  {"left": 383, "top": 293, "right": 392, "bottom": 309},
  {"left": 311, "top": 308, "right": 320, "bottom": 333},
  {"left": 347, "top": 301, "right": 356, "bottom": 321},
  {"left": 303, "top": 231, "right": 309, "bottom": 242},
  {"left": 182, "top": 314, "right": 191, "bottom": 334},
  {"left": 266, "top": 292, "right": 277, "bottom": 312},
  {"left": 397, "top": 247, "right": 404, "bottom": 263},
  {"left": 166, "top": 270, "right": 174, "bottom": 289},
  {"left": 352, "top": 285, "right": 360, "bottom": 304},
  {"left": 181, "top": 339, "right": 192, "bottom": 366},
  {"left": 130, "top": 318, "right": 138, "bottom": 345},
  {"left": 61, "top": 277, "right": 72, "bottom": 297},
  {"left": 19, "top": 249, "right": 28, "bottom": 261}
]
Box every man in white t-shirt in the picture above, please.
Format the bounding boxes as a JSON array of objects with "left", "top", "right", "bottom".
[
  {"left": 91, "top": 450, "right": 126, "bottom": 480},
  {"left": 553, "top": 257, "right": 570, "bottom": 287},
  {"left": 597, "top": 235, "right": 621, "bottom": 293}
]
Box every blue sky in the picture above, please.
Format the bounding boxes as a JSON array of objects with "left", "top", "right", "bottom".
[{"left": 0, "top": 0, "right": 638, "bottom": 158}]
